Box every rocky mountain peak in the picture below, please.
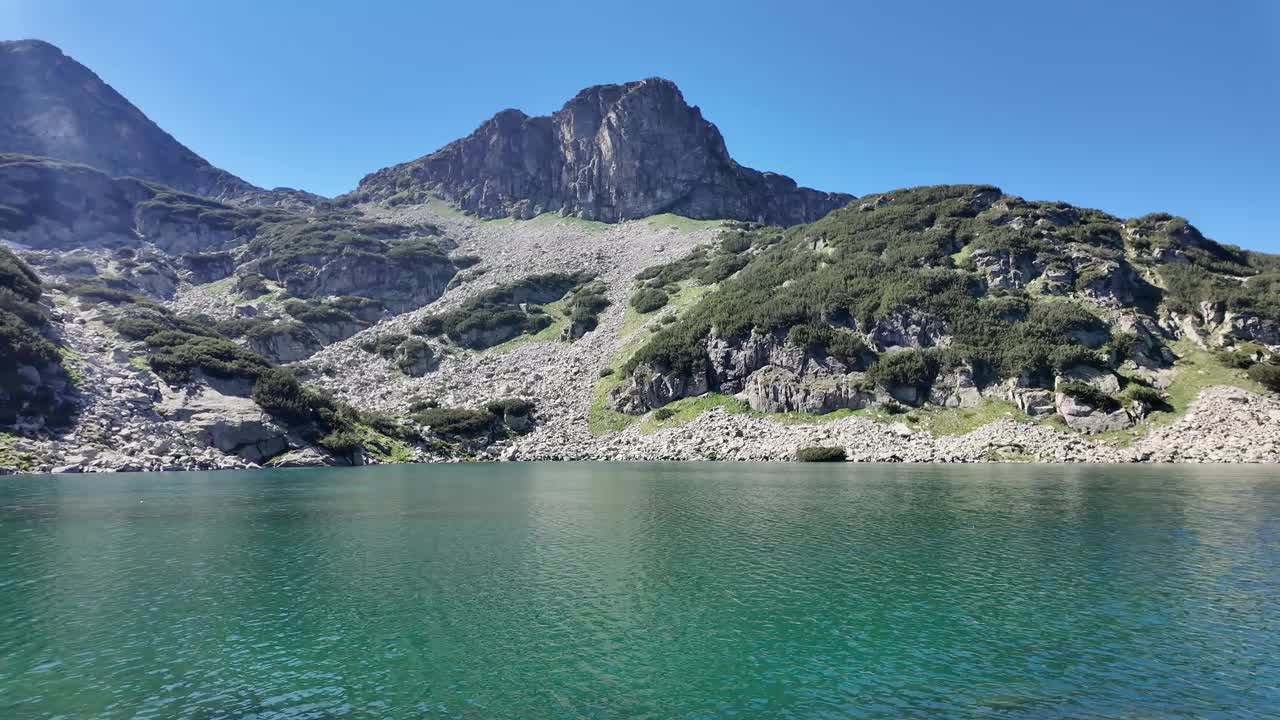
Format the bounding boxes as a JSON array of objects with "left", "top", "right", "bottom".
[
  {"left": 350, "top": 78, "right": 853, "bottom": 225},
  {"left": 0, "top": 38, "right": 258, "bottom": 200}
]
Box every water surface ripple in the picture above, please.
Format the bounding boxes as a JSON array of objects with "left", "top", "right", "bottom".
[{"left": 1, "top": 463, "right": 1277, "bottom": 718}]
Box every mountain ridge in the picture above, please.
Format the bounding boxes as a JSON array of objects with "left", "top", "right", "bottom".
[
  {"left": 0, "top": 39, "right": 259, "bottom": 200},
  {"left": 347, "top": 77, "right": 854, "bottom": 226}
]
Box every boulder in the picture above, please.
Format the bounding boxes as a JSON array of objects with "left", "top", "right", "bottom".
[
  {"left": 265, "top": 448, "right": 335, "bottom": 468},
  {"left": 393, "top": 337, "right": 436, "bottom": 377},
  {"left": 1059, "top": 365, "right": 1121, "bottom": 394},
  {"left": 866, "top": 308, "right": 950, "bottom": 351},
  {"left": 158, "top": 385, "right": 291, "bottom": 463},
  {"left": 744, "top": 367, "right": 873, "bottom": 414},
  {"left": 611, "top": 363, "right": 711, "bottom": 415},
  {"left": 929, "top": 363, "right": 983, "bottom": 408}
]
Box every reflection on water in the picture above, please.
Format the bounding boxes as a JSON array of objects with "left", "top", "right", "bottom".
[{"left": 1, "top": 463, "right": 1278, "bottom": 719}]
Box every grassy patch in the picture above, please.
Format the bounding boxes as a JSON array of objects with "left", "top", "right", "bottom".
[
  {"left": 620, "top": 281, "right": 714, "bottom": 339},
  {"left": 908, "top": 400, "right": 1023, "bottom": 436},
  {"left": 1091, "top": 340, "right": 1267, "bottom": 446},
  {"left": 356, "top": 424, "right": 416, "bottom": 463},
  {"left": 641, "top": 213, "right": 726, "bottom": 233},
  {"left": 638, "top": 393, "right": 750, "bottom": 433},
  {"left": 56, "top": 347, "right": 86, "bottom": 389},
  {"left": 483, "top": 212, "right": 611, "bottom": 233},
  {"left": 0, "top": 434, "right": 34, "bottom": 472}
]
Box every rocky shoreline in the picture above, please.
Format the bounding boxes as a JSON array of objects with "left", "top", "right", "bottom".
[{"left": 5, "top": 382, "right": 1278, "bottom": 473}]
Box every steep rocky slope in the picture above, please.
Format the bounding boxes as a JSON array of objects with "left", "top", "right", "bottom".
[
  {"left": 347, "top": 78, "right": 852, "bottom": 226},
  {"left": 0, "top": 40, "right": 258, "bottom": 199}
]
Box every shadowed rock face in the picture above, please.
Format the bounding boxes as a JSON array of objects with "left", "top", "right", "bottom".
[
  {"left": 352, "top": 78, "right": 853, "bottom": 226},
  {"left": 0, "top": 39, "right": 257, "bottom": 199}
]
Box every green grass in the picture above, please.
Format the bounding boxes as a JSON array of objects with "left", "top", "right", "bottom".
[
  {"left": 356, "top": 424, "right": 416, "bottom": 463},
  {"left": 949, "top": 243, "right": 976, "bottom": 267},
  {"left": 641, "top": 213, "right": 726, "bottom": 233},
  {"left": 908, "top": 400, "right": 1024, "bottom": 436},
  {"left": 0, "top": 434, "right": 34, "bottom": 472},
  {"left": 620, "top": 281, "right": 715, "bottom": 339},
  {"left": 589, "top": 283, "right": 719, "bottom": 434},
  {"left": 56, "top": 347, "right": 86, "bottom": 389},
  {"left": 420, "top": 195, "right": 468, "bottom": 219},
  {"left": 1090, "top": 340, "right": 1267, "bottom": 446},
  {"left": 638, "top": 393, "right": 750, "bottom": 433},
  {"left": 417, "top": 195, "right": 609, "bottom": 233}
]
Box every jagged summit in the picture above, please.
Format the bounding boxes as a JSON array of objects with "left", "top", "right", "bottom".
[
  {"left": 349, "top": 77, "right": 853, "bottom": 226},
  {"left": 0, "top": 39, "right": 258, "bottom": 199}
]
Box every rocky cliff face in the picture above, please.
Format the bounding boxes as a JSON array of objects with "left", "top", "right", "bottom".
[
  {"left": 350, "top": 78, "right": 853, "bottom": 226},
  {"left": 0, "top": 40, "right": 257, "bottom": 199}
]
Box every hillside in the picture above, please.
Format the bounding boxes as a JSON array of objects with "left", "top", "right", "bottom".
[{"left": 607, "top": 185, "right": 1280, "bottom": 434}]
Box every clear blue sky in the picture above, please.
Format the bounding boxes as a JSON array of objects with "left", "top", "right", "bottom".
[{"left": 6, "top": 0, "right": 1278, "bottom": 250}]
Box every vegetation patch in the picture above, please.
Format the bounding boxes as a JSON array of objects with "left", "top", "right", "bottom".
[
  {"left": 0, "top": 247, "right": 73, "bottom": 427},
  {"left": 795, "top": 446, "right": 847, "bottom": 462},
  {"left": 414, "top": 272, "right": 594, "bottom": 349}
]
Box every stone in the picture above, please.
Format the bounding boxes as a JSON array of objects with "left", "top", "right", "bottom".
[
  {"left": 266, "top": 448, "right": 335, "bottom": 468},
  {"left": 157, "top": 385, "right": 290, "bottom": 464}
]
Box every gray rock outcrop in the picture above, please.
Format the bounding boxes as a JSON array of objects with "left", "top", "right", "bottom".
[{"left": 350, "top": 78, "right": 852, "bottom": 226}]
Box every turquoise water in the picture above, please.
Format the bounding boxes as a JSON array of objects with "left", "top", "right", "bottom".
[{"left": 1, "top": 463, "right": 1278, "bottom": 719}]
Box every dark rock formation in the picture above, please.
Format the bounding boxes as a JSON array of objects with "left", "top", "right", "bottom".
[
  {"left": 0, "top": 40, "right": 257, "bottom": 199},
  {"left": 350, "top": 78, "right": 852, "bottom": 226}
]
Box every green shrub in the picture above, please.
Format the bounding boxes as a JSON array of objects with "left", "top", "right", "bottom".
[
  {"left": 827, "top": 329, "right": 869, "bottom": 367},
  {"left": 630, "top": 287, "right": 669, "bottom": 313},
  {"left": 65, "top": 283, "right": 142, "bottom": 306},
  {"left": 318, "top": 429, "right": 364, "bottom": 456},
  {"left": 414, "top": 272, "right": 592, "bottom": 349},
  {"left": 252, "top": 368, "right": 325, "bottom": 423},
  {"left": 652, "top": 407, "right": 675, "bottom": 421},
  {"left": 413, "top": 407, "right": 496, "bottom": 437},
  {"left": 0, "top": 248, "right": 42, "bottom": 303},
  {"left": 1215, "top": 347, "right": 1261, "bottom": 369},
  {"left": 796, "top": 446, "right": 846, "bottom": 462},
  {"left": 408, "top": 398, "right": 439, "bottom": 412},
  {"left": 1059, "top": 381, "right": 1119, "bottom": 411},
  {"left": 621, "top": 185, "right": 1188, "bottom": 393},
  {"left": 868, "top": 349, "right": 938, "bottom": 391},
  {"left": 719, "top": 232, "right": 754, "bottom": 254},
  {"left": 696, "top": 254, "right": 748, "bottom": 284},
  {"left": 1247, "top": 363, "right": 1280, "bottom": 392},
  {"left": 235, "top": 273, "right": 269, "bottom": 298},
  {"left": 360, "top": 333, "right": 407, "bottom": 358},
  {"left": 284, "top": 300, "right": 358, "bottom": 325},
  {"left": 565, "top": 281, "right": 610, "bottom": 332},
  {"left": 1124, "top": 385, "right": 1168, "bottom": 409},
  {"left": 144, "top": 331, "right": 273, "bottom": 384},
  {"left": 786, "top": 323, "right": 830, "bottom": 351},
  {"left": 485, "top": 398, "right": 534, "bottom": 417}
]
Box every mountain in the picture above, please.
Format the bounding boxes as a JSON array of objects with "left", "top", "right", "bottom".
[
  {"left": 348, "top": 78, "right": 853, "bottom": 226},
  {"left": 2, "top": 44, "right": 1280, "bottom": 472},
  {"left": 0, "top": 39, "right": 257, "bottom": 199}
]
